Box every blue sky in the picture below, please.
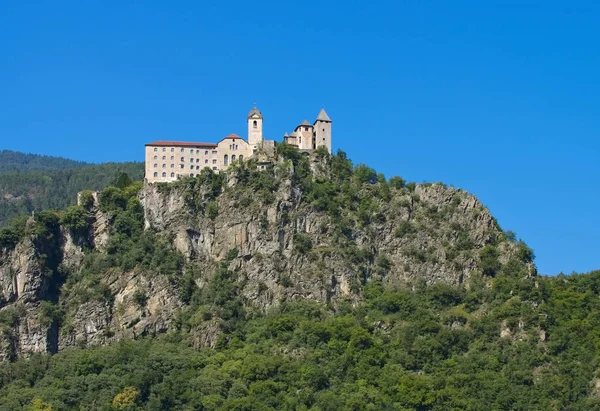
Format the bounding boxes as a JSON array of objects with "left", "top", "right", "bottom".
[{"left": 1, "top": 1, "right": 599, "bottom": 275}]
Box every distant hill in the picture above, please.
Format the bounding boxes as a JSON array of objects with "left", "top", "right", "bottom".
[
  {"left": 0, "top": 150, "right": 90, "bottom": 173},
  {"left": 0, "top": 154, "right": 144, "bottom": 226}
]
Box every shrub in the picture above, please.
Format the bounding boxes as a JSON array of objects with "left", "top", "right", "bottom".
[
  {"left": 79, "top": 190, "right": 95, "bottom": 209},
  {"left": 480, "top": 245, "right": 501, "bottom": 276},
  {"left": 389, "top": 176, "right": 406, "bottom": 189},
  {"left": 353, "top": 164, "right": 377, "bottom": 184},
  {"left": 205, "top": 201, "right": 219, "bottom": 219},
  {"left": 60, "top": 205, "right": 89, "bottom": 233},
  {"left": 293, "top": 233, "right": 313, "bottom": 254},
  {"left": 98, "top": 186, "right": 127, "bottom": 214},
  {"left": 132, "top": 290, "right": 148, "bottom": 308},
  {"left": 395, "top": 221, "right": 414, "bottom": 238},
  {"left": 406, "top": 182, "right": 417, "bottom": 192},
  {"left": 516, "top": 241, "right": 535, "bottom": 263}
]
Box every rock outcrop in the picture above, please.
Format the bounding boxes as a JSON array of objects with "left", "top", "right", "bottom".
[{"left": 0, "top": 152, "right": 528, "bottom": 360}]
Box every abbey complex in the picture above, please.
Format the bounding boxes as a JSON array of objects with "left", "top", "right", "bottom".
[{"left": 144, "top": 106, "right": 332, "bottom": 183}]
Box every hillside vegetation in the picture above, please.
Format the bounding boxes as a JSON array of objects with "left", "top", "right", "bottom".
[
  {"left": 0, "top": 150, "right": 90, "bottom": 173},
  {"left": 0, "top": 145, "right": 597, "bottom": 410},
  {"left": 0, "top": 160, "right": 144, "bottom": 227}
]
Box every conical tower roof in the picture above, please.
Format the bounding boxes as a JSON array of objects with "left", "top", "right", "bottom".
[
  {"left": 315, "top": 107, "right": 331, "bottom": 122},
  {"left": 248, "top": 105, "right": 263, "bottom": 119}
]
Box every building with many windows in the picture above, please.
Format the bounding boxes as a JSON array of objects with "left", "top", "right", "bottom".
[{"left": 145, "top": 105, "right": 331, "bottom": 183}]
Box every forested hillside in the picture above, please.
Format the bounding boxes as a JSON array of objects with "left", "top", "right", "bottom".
[
  {"left": 0, "top": 161, "right": 144, "bottom": 227},
  {"left": 0, "top": 150, "right": 89, "bottom": 172},
  {"left": 2, "top": 270, "right": 600, "bottom": 410},
  {"left": 0, "top": 146, "right": 598, "bottom": 410}
]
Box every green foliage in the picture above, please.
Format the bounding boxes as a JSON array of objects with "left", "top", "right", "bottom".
[
  {"left": 98, "top": 187, "right": 127, "bottom": 214},
  {"left": 205, "top": 201, "right": 219, "bottom": 219},
  {"left": 0, "top": 150, "right": 89, "bottom": 173},
  {"left": 293, "top": 233, "right": 313, "bottom": 254},
  {"left": 59, "top": 205, "right": 89, "bottom": 233},
  {"left": 516, "top": 240, "right": 535, "bottom": 263},
  {"left": 0, "top": 161, "right": 143, "bottom": 227},
  {"left": 0, "top": 215, "right": 28, "bottom": 251},
  {"left": 395, "top": 221, "right": 414, "bottom": 238},
  {"left": 132, "top": 290, "right": 148, "bottom": 308},
  {"left": 388, "top": 176, "right": 406, "bottom": 189},
  {"left": 78, "top": 190, "right": 95, "bottom": 209},
  {"left": 480, "top": 244, "right": 501, "bottom": 276}
]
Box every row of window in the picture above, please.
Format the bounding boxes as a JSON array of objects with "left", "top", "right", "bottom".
[
  {"left": 152, "top": 155, "right": 217, "bottom": 162},
  {"left": 153, "top": 168, "right": 218, "bottom": 178},
  {"left": 153, "top": 147, "right": 216, "bottom": 154},
  {"left": 153, "top": 159, "right": 216, "bottom": 168}
]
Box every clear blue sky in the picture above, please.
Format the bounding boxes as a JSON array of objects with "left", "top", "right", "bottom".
[{"left": 1, "top": 1, "right": 599, "bottom": 275}]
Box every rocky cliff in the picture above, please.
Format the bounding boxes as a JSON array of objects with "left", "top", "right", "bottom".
[{"left": 0, "top": 148, "right": 533, "bottom": 360}]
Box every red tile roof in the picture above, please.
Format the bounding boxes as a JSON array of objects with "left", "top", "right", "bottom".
[
  {"left": 223, "top": 133, "right": 241, "bottom": 139},
  {"left": 146, "top": 140, "right": 218, "bottom": 148}
]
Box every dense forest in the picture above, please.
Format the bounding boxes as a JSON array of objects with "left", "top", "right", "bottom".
[
  {"left": 0, "top": 150, "right": 90, "bottom": 173},
  {"left": 0, "top": 147, "right": 598, "bottom": 410},
  {"left": 0, "top": 160, "right": 144, "bottom": 227},
  {"left": 1, "top": 270, "right": 600, "bottom": 410}
]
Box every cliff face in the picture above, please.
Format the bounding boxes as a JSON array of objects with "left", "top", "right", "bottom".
[{"left": 0, "top": 152, "right": 529, "bottom": 360}]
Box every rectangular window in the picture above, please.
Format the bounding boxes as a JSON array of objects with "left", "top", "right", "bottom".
[{"left": 212, "top": 159, "right": 216, "bottom": 164}]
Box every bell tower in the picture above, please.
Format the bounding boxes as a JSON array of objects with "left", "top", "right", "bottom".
[{"left": 247, "top": 104, "right": 263, "bottom": 149}]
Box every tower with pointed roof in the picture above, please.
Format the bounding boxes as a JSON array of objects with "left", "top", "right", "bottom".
[
  {"left": 314, "top": 107, "right": 332, "bottom": 153},
  {"left": 247, "top": 104, "right": 263, "bottom": 150}
]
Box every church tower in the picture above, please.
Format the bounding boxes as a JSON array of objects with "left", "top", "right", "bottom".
[
  {"left": 247, "top": 104, "right": 263, "bottom": 150},
  {"left": 313, "top": 107, "right": 332, "bottom": 153}
]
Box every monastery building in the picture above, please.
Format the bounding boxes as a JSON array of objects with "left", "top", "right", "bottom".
[{"left": 145, "top": 106, "right": 332, "bottom": 183}]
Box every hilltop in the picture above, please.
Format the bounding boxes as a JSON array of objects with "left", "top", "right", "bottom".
[
  {"left": 0, "top": 146, "right": 599, "bottom": 409},
  {"left": 0, "top": 150, "right": 90, "bottom": 173}
]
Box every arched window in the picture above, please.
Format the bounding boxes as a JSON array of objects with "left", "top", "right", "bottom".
[
  {"left": 181, "top": 157, "right": 185, "bottom": 162},
  {"left": 190, "top": 165, "right": 194, "bottom": 169},
  {"left": 170, "top": 172, "right": 175, "bottom": 177},
  {"left": 224, "top": 154, "right": 228, "bottom": 166},
  {"left": 171, "top": 148, "right": 174, "bottom": 152},
  {"left": 190, "top": 173, "right": 194, "bottom": 177},
  {"left": 299, "top": 137, "right": 302, "bottom": 144},
  {"left": 162, "top": 164, "right": 166, "bottom": 168},
  {"left": 190, "top": 149, "right": 194, "bottom": 153},
  {"left": 154, "top": 164, "right": 158, "bottom": 168},
  {"left": 154, "top": 148, "right": 158, "bottom": 152},
  {"left": 231, "top": 155, "right": 236, "bottom": 162},
  {"left": 162, "top": 172, "right": 166, "bottom": 177},
  {"left": 171, "top": 164, "right": 174, "bottom": 168},
  {"left": 162, "top": 156, "right": 166, "bottom": 160},
  {"left": 205, "top": 150, "right": 208, "bottom": 155},
  {"left": 239, "top": 155, "right": 243, "bottom": 161},
  {"left": 153, "top": 172, "right": 158, "bottom": 177},
  {"left": 253, "top": 120, "right": 257, "bottom": 128},
  {"left": 196, "top": 150, "right": 200, "bottom": 154},
  {"left": 170, "top": 156, "right": 174, "bottom": 160},
  {"left": 181, "top": 148, "right": 184, "bottom": 152},
  {"left": 153, "top": 155, "right": 157, "bottom": 160}
]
